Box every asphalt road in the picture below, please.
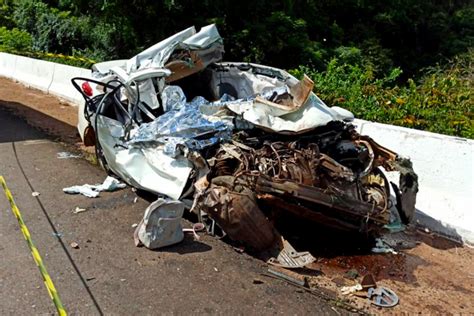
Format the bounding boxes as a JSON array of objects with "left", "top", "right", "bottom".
[{"left": 0, "top": 106, "right": 340, "bottom": 315}]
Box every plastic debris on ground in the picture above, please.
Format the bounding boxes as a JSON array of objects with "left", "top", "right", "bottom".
[
  {"left": 73, "top": 207, "right": 87, "bottom": 214},
  {"left": 134, "top": 198, "right": 185, "bottom": 249},
  {"left": 341, "top": 284, "right": 363, "bottom": 295},
  {"left": 57, "top": 151, "right": 81, "bottom": 159},
  {"left": 367, "top": 287, "right": 399, "bottom": 308},
  {"left": 182, "top": 222, "right": 205, "bottom": 240},
  {"left": 371, "top": 238, "right": 398, "bottom": 254},
  {"left": 63, "top": 176, "right": 126, "bottom": 198},
  {"left": 339, "top": 273, "right": 399, "bottom": 308}
]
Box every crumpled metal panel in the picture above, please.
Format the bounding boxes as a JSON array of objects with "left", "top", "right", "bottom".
[
  {"left": 208, "top": 63, "right": 354, "bottom": 134},
  {"left": 128, "top": 96, "right": 233, "bottom": 157},
  {"left": 386, "top": 157, "right": 419, "bottom": 224},
  {"left": 136, "top": 78, "right": 160, "bottom": 110},
  {"left": 161, "top": 85, "right": 187, "bottom": 112},
  {"left": 96, "top": 115, "right": 192, "bottom": 200},
  {"left": 126, "top": 24, "right": 223, "bottom": 74},
  {"left": 226, "top": 93, "right": 354, "bottom": 134}
]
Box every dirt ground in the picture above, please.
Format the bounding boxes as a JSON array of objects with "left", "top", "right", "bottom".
[
  {"left": 1, "top": 77, "right": 473, "bottom": 314},
  {"left": 303, "top": 229, "right": 474, "bottom": 313}
]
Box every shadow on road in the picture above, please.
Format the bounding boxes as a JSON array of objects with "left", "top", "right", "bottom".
[
  {"left": 0, "top": 105, "right": 45, "bottom": 143},
  {"left": 0, "top": 100, "right": 79, "bottom": 144},
  {"left": 155, "top": 234, "right": 213, "bottom": 255}
]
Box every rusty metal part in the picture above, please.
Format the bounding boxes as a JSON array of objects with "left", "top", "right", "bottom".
[
  {"left": 319, "top": 154, "right": 355, "bottom": 181},
  {"left": 258, "top": 194, "right": 364, "bottom": 232},
  {"left": 256, "top": 177, "right": 389, "bottom": 225},
  {"left": 213, "top": 141, "right": 320, "bottom": 185},
  {"left": 360, "top": 274, "right": 377, "bottom": 290},
  {"left": 201, "top": 182, "right": 279, "bottom": 251},
  {"left": 358, "top": 140, "right": 418, "bottom": 225},
  {"left": 83, "top": 125, "right": 96, "bottom": 146},
  {"left": 267, "top": 266, "right": 309, "bottom": 287},
  {"left": 201, "top": 125, "right": 416, "bottom": 242},
  {"left": 355, "top": 135, "right": 397, "bottom": 166},
  {"left": 254, "top": 74, "right": 314, "bottom": 111}
]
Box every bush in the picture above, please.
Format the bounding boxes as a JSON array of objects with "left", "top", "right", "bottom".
[
  {"left": 291, "top": 50, "right": 473, "bottom": 138},
  {"left": 0, "top": 0, "right": 14, "bottom": 29},
  {"left": 13, "top": 1, "right": 89, "bottom": 54},
  {"left": 228, "top": 11, "right": 326, "bottom": 69},
  {"left": 12, "top": 0, "right": 136, "bottom": 61},
  {"left": 399, "top": 52, "right": 473, "bottom": 138},
  {"left": 0, "top": 26, "right": 94, "bottom": 68},
  {"left": 0, "top": 27, "right": 33, "bottom": 52}
]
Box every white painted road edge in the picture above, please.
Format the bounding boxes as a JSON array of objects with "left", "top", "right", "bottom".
[{"left": 1, "top": 52, "right": 473, "bottom": 245}]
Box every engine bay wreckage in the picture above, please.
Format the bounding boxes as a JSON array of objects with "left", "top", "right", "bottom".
[{"left": 72, "top": 24, "right": 418, "bottom": 267}]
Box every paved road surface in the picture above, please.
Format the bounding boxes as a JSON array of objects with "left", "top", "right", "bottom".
[{"left": 0, "top": 106, "right": 339, "bottom": 314}]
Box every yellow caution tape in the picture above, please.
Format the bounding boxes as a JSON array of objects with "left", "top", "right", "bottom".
[
  {"left": 6, "top": 50, "right": 96, "bottom": 66},
  {"left": 0, "top": 176, "right": 67, "bottom": 316}
]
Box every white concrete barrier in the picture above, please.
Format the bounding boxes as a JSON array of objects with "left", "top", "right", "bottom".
[
  {"left": 14, "top": 55, "right": 55, "bottom": 91},
  {"left": 0, "top": 52, "right": 17, "bottom": 78},
  {"left": 0, "top": 53, "right": 91, "bottom": 105},
  {"left": 354, "top": 119, "right": 474, "bottom": 245},
  {"left": 48, "top": 63, "right": 91, "bottom": 105}
]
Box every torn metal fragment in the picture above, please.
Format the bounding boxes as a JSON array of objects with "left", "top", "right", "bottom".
[{"left": 267, "top": 238, "right": 316, "bottom": 269}]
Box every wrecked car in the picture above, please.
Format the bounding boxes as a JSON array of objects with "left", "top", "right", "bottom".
[{"left": 72, "top": 24, "right": 418, "bottom": 267}]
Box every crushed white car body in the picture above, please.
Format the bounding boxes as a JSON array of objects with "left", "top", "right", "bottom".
[{"left": 71, "top": 24, "right": 418, "bottom": 263}]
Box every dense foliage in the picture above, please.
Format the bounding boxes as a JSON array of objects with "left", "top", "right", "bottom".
[
  {"left": 292, "top": 50, "right": 473, "bottom": 138},
  {"left": 0, "top": 0, "right": 472, "bottom": 137}
]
